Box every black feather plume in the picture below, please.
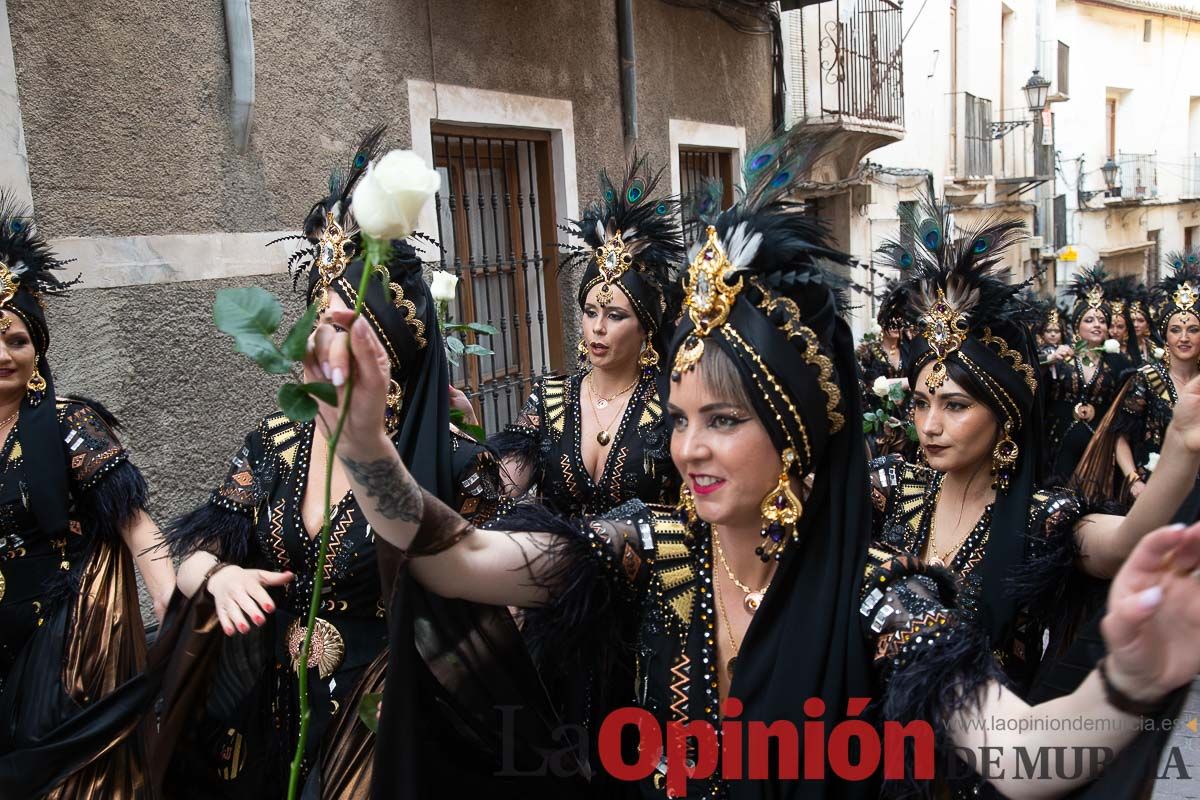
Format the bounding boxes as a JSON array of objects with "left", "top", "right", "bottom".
[{"left": 0, "top": 192, "right": 80, "bottom": 295}]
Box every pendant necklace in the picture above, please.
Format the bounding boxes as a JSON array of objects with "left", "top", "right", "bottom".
[
  {"left": 589, "top": 372, "right": 638, "bottom": 410},
  {"left": 714, "top": 571, "right": 741, "bottom": 679},
  {"left": 587, "top": 374, "right": 634, "bottom": 446},
  {"left": 712, "top": 524, "right": 773, "bottom": 613}
]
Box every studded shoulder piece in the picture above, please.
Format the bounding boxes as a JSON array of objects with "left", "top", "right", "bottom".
[{"left": 57, "top": 399, "right": 129, "bottom": 494}]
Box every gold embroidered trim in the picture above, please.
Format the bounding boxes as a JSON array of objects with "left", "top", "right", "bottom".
[
  {"left": 755, "top": 287, "right": 845, "bottom": 434},
  {"left": 981, "top": 327, "right": 1037, "bottom": 395}
]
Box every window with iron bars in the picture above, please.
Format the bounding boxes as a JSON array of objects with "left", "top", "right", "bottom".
[
  {"left": 431, "top": 125, "right": 565, "bottom": 434},
  {"left": 679, "top": 147, "right": 735, "bottom": 247}
]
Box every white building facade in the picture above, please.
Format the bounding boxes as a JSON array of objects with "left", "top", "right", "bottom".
[{"left": 783, "top": 0, "right": 1200, "bottom": 334}]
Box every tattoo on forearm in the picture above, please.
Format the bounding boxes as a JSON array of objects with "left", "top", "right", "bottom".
[{"left": 340, "top": 456, "right": 422, "bottom": 523}]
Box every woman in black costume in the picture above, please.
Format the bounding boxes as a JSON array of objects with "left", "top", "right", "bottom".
[
  {"left": 491, "top": 161, "right": 681, "bottom": 516},
  {"left": 1073, "top": 252, "right": 1200, "bottom": 510},
  {"left": 0, "top": 194, "right": 177, "bottom": 799},
  {"left": 868, "top": 197, "right": 1200, "bottom": 715},
  {"left": 858, "top": 280, "right": 917, "bottom": 459},
  {"left": 311, "top": 137, "right": 1200, "bottom": 800},
  {"left": 161, "top": 132, "right": 528, "bottom": 799},
  {"left": 1048, "top": 266, "right": 1133, "bottom": 479}
]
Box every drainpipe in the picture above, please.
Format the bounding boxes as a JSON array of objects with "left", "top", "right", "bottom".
[
  {"left": 617, "top": 0, "right": 637, "bottom": 158},
  {"left": 224, "top": 0, "right": 255, "bottom": 152}
]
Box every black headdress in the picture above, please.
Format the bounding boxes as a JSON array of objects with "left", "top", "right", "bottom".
[
  {"left": 880, "top": 194, "right": 1041, "bottom": 643},
  {"left": 667, "top": 126, "right": 875, "bottom": 800},
  {"left": 564, "top": 157, "right": 684, "bottom": 365},
  {"left": 279, "top": 126, "right": 451, "bottom": 500},
  {"left": 1066, "top": 264, "right": 1113, "bottom": 329},
  {"left": 876, "top": 277, "right": 913, "bottom": 330},
  {"left": 1154, "top": 249, "right": 1200, "bottom": 339},
  {"left": 0, "top": 193, "right": 80, "bottom": 539}
]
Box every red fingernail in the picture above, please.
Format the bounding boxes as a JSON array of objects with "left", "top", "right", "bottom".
[
  {"left": 224, "top": 626, "right": 233, "bottom": 636},
  {"left": 254, "top": 615, "right": 264, "bottom": 624},
  {"left": 239, "top": 623, "right": 249, "bottom": 633},
  {"left": 264, "top": 604, "right": 274, "bottom": 613}
]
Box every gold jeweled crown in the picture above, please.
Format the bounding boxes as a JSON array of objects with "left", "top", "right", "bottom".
[
  {"left": 592, "top": 231, "right": 633, "bottom": 307},
  {"left": 918, "top": 288, "right": 969, "bottom": 391},
  {"left": 312, "top": 212, "right": 355, "bottom": 312},
  {"left": 1173, "top": 280, "right": 1199, "bottom": 313},
  {"left": 672, "top": 226, "right": 744, "bottom": 378}
]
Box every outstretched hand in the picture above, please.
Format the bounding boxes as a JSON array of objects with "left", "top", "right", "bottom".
[
  {"left": 304, "top": 311, "right": 393, "bottom": 459},
  {"left": 1101, "top": 521, "right": 1200, "bottom": 704}
]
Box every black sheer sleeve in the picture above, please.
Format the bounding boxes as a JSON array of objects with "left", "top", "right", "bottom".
[
  {"left": 860, "top": 544, "right": 1005, "bottom": 789},
  {"left": 486, "top": 378, "right": 547, "bottom": 486}
]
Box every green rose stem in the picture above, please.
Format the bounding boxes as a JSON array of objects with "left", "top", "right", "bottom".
[{"left": 286, "top": 235, "right": 387, "bottom": 800}]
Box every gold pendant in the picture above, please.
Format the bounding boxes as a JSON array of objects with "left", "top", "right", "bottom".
[
  {"left": 596, "top": 398, "right": 608, "bottom": 409},
  {"left": 597, "top": 430, "right": 611, "bottom": 446},
  {"left": 744, "top": 592, "right": 763, "bottom": 613},
  {"left": 929, "top": 558, "right": 944, "bottom": 568}
]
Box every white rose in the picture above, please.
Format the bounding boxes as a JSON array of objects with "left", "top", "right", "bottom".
[
  {"left": 351, "top": 150, "right": 441, "bottom": 241},
  {"left": 1145, "top": 452, "right": 1160, "bottom": 472},
  {"left": 1154, "top": 346, "right": 1166, "bottom": 360},
  {"left": 868, "top": 324, "right": 882, "bottom": 337},
  {"left": 429, "top": 270, "right": 459, "bottom": 303},
  {"left": 1103, "top": 338, "right": 1120, "bottom": 354},
  {"left": 872, "top": 376, "right": 891, "bottom": 397}
]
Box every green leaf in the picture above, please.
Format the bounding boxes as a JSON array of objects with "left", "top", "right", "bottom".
[
  {"left": 358, "top": 692, "right": 383, "bottom": 733},
  {"left": 862, "top": 419, "right": 875, "bottom": 434},
  {"left": 299, "top": 381, "right": 337, "bottom": 405},
  {"left": 446, "top": 336, "right": 466, "bottom": 354},
  {"left": 862, "top": 412, "right": 876, "bottom": 422},
  {"left": 449, "top": 408, "right": 465, "bottom": 425},
  {"left": 280, "top": 303, "right": 320, "bottom": 362},
  {"left": 906, "top": 425, "right": 920, "bottom": 442},
  {"left": 463, "top": 344, "right": 493, "bottom": 357},
  {"left": 460, "top": 422, "right": 486, "bottom": 442},
  {"left": 214, "top": 288, "right": 292, "bottom": 374},
  {"left": 214, "top": 287, "right": 283, "bottom": 336},
  {"left": 465, "top": 322, "right": 498, "bottom": 335},
  {"left": 278, "top": 383, "right": 319, "bottom": 422}
]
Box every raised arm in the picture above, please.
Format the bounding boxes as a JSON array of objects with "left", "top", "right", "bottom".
[
  {"left": 951, "top": 522, "right": 1200, "bottom": 797},
  {"left": 307, "top": 311, "right": 580, "bottom": 607},
  {"left": 1076, "top": 374, "right": 1200, "bottom": 577}
]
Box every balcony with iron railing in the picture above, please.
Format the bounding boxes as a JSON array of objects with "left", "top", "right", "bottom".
[
  {"left": 1184, "top": 155, "right": 1200, "bottom": 199},
  {"left": 781, "top": 0, "right": 905, "bottom": 180},
  {"left": 1115, "top": 153, "right": 1159, "bottom": 202},
  {"left": 949, "top": 92, "right": 993, "bottom": 182},
  {"left": 994, "top": 107, "right": 1054, "bottom": 196}
]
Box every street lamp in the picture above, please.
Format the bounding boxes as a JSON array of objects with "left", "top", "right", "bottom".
[
  {"left": 1023, "top": 69, "right": 1051, "bottom": 114},
  {"left": 991, "top": 68, "right": 1053, "bottom": 139},
  {"left": 1102, "top": 157, "right": 1121, "bottom": 195}
]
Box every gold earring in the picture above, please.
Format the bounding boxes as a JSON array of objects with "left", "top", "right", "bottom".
[
  {"left": 991, "top": 420, "right": 1019, "bottom": 493},
  {"left": 638, "top": 340, "right": 659, "bottom": 372},
  {"left": 756, "top": 448, "right": 802, "bottom": 562},
  {"left": 578, "top": 336, "right": 589, "bottom": 368},
  {"left": 384, "top": 379, "right": 404, "bottom": 434},
  {"left": 677, "top": 482, "right": 698, "bottom": 528},
  {"left": 26, "top": 366, "right": 46, "bottom": 407}
]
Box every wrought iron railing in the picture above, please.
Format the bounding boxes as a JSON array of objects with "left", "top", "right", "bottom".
[
  {"left": 784, "top": 0, "right": 904, "bottom": 127},
  {"left": 679, "top": 148, "right": 735, "bottom": 248},
  {"left": 1184, "top": 154, "right": 1200, "bottom": 198},
  {"left": 995, "top": 107, "right": 1054, "bottom": 190},
  {"left": 1116, "top": 153, "right": 1158, "bottom": 201},
  {"left": 431, "top": 129, "right": 561, "bottom": 434},
  {"left": 952, "top": 92, "right": 993, "bottom": 179}
]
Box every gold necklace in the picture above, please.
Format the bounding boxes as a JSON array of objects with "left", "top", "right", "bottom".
[
  {"left": 714, "top": 574, "right": 741, "bottom": 680},
  {"left": 586, "top": 376, "right": 633, "bottom": 446},
  {"left": 712, "top": 525, "right": 772, "bottom": 613},
  {"left": 925, "top": 484, "right": 977, "bottom": 568},
  {"left": 0, "top": 409, "right": 18, "bottom": 434},
  {"left": 588, "top": 372, "right": 639, "bottom": 409}
]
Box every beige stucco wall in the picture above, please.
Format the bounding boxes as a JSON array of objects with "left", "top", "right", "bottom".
[{"left": 9, "top": 0, "right": 772, "bottom": 525}]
